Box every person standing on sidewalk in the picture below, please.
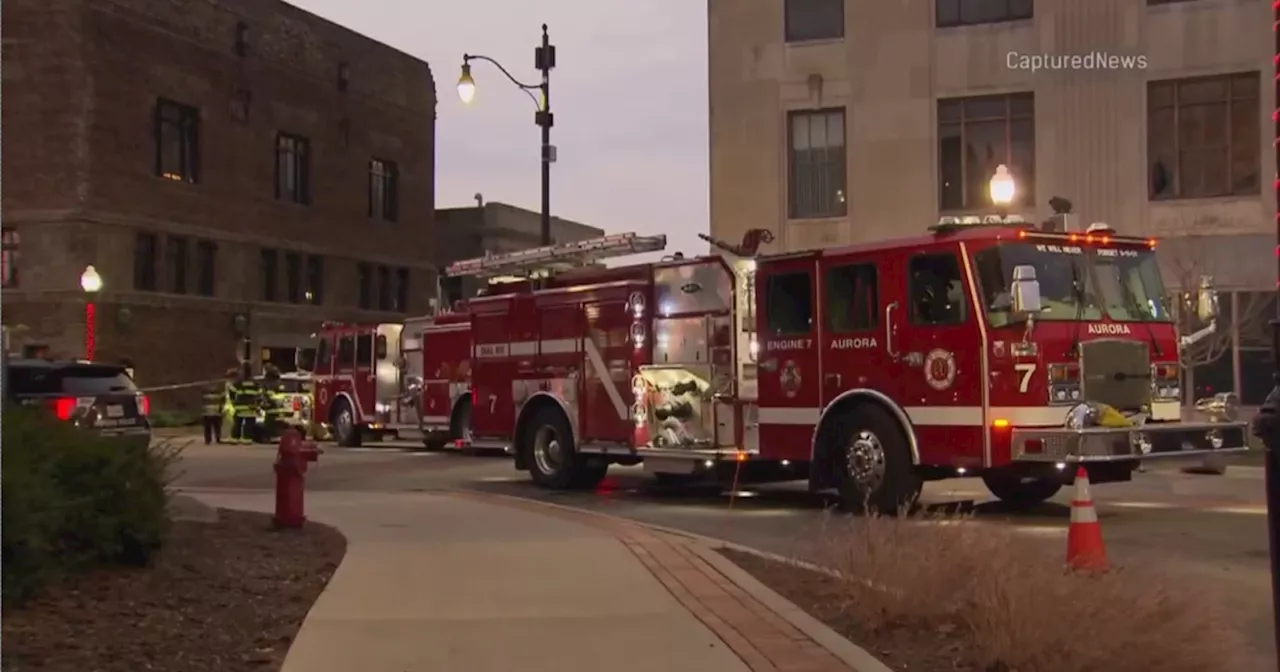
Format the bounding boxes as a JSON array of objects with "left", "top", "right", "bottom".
[
  {"left": 200, "top": 378, "right": 228, "bottom": 444},
  {"left": 229, "top": 365, "right": 262, "bottom": 444}
]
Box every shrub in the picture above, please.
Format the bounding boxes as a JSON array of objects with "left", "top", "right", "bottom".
[
  {"left": 1, "top": 406, "right": 182, "bottom": 605},
  {"left": 814, "top": 510, "right": 1248, "bottom": 672},
  {"left": 148, "top": 408, "right": 202, "bottom": 428}
]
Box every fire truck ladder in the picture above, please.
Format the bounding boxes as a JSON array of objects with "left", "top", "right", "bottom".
[{"left": 445, "top": 232, "right": 667, "bottom": 279}]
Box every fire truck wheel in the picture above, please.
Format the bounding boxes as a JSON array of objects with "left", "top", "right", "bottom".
[
  {"left": 523, "top": 406, "right": 602, "bottom": 489},
  {"left": 980, "top": 472, "right": 1062, "bottom": 507},
  {"left": 332, "top": 399, "right": 363, "bottom": 448},
  {"left": 828, "top": 405, "right": 921, "bottom": 513}
]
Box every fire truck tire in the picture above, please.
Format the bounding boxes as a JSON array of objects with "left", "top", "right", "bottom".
[
  {"left": 827, "top": 405, "right": 921, "bottom": 513},
  {"left": 331, "top": 399, "right": 363, "bottom": 448},
  {"left": 980, "top": 472, "right": 1062, "bottom": 507},
  {"left": 522, "top": 406, "right": 603, "bottom": 490}
]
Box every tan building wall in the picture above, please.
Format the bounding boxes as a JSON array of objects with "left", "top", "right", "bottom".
[{"left": 708, "top": 0, "right": 1274, "bottom": 283}]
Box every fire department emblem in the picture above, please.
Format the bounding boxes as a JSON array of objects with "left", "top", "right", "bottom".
[
  {"left": 779, "top": 360, "right": 802, "bottom": 398},
  {"left": 318, "top": 387, "right": 329, "bottom": 404},
  {"left": 992, "top": 341, "right": 1007, "bottom": 359},
  {"left": 924, "top": 349, "right": 957, "bottom": 391}
]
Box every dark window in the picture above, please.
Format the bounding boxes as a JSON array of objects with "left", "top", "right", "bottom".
[
  {"left": 316, "top": 338, "right": 333, "bottom": 369},
  {"left": 275, "top": 133, "right": 311, "bottom": 204},
  {"left": 441, "top": 276, "right": 464, "bottom": 309},
  {"left": 909, "top": 253, "right": 968, "bottom": 326},
  {"left": 336, "top": 336, "right": 355, "bottom": 368},
  {"left": 377, "top": 265, "right": 392, "bottom": 311},
  {"left": 133, "top": 232, "right": 158, "bottom": 291},
  {"left": 936, "top": 0, "right": 1033, "bottom": 28},
  {"left": 826, "top": 264, "right": 879, "bottom": 331},
  {"left": 357, "top": 263, "right": 373, "bottom": 309},
  {"left": 1147, "top": 72, "right": 1259, "bottom": 200},
  {"left": 765, "top": 271, "right": 814, "bottom": 335},
  {"left": 356, "top": 334, "right": 373, "bottom": 364},
  {"left": 375, "top": 335, "right": 388, "bottom": 359},
  {"left": 154, "top": 99, "right": 199, "bottom": 183},
  {"left": 195, "top": 240, "right": 217, "bottom": 297},
  {"left": 338, "top": 62, "right": 350, "bottom": 92},
  {"left": 938, "top": 93, "right": 1035, "bottom": 211},
  {"left": 305, "top": 256, "right": 324, "bottom": 305},
  {"left": 788, "top": 109, "right": 847, "bottom": 219},
  {"left": 2, "top": 227, "right": 18, "bottom": 288},
  {"left": 234, "top": 21, "right": 248, "bottom": 56},
  {"left": 260, "top": 249, "right": 278, "bottom": 302},
  {"left": 284, "top": 252, "right": 302, "bottom": 303},
  {"left": 231, "top": 88, "right": 252, "bottom": 123},
  {"left": 785, "top": 0, "right": 844, "bottom": 42},
  {"left": 165, "top": 235, "right": 189, "bottom": 294},
  {"left": 8, "top": 364, "right": 139, "bottom": 398},
  {"left": 369, "top": 159, "right": 399, "bottom": 221},
  {"left": 394, "top": 268, "right": 409, "bottom": 312}
]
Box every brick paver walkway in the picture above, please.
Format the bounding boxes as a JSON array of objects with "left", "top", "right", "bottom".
[{"left": 453, "top": 491, "right": 855, "bottom": 672}]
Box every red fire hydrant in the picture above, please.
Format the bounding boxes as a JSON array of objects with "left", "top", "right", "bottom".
[{"left": 274, "top": 429, "right": 321, "bottom": 529}]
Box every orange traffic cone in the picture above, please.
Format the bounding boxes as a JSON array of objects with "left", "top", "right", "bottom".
[{"left": 1066, "top": 467, "right": 1109, "bottom": 571}]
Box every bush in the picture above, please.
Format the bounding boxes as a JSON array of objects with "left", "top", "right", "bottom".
[
  {"left": 2, "top": 406, "right": 181, "bottom": 605},
  {"left": 148, "top": 408, "right": 202, "bottom": 428},
  {"left": 814, "top": 510, "right": 1248, "bottom": 672}
]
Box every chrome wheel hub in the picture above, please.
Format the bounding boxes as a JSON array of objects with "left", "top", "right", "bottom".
[
  {"left": 846, "top": 430, "right": 886, "bottom": 490},
  {"left": 337, "top": 408, "right": 353, "bottom": 436},
  {"left": 532, "top": 426, "right": 564, "bottom": 474}
]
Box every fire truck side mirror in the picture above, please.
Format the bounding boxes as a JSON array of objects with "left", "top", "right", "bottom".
[
  {"left": 1196, "top": 275, "right": 1218, "bottom": 323},
  {"left": 1010, "top": 264, "right": 1042, "bottom": 316}
]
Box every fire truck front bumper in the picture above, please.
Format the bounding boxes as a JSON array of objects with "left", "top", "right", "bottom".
[{"left": 1010, "top": 420, "right": 1249, "bottom": 464}]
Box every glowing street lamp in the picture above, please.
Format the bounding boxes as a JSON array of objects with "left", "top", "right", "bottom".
[
  {"left": 456, "top": 63, "right": 476, "bottom": 104},
  {"left": 989, "top": 164, "right": 1016, "bottom": 214},
  {"left": 80, "top": 265, "right": 102, "bottom": 361}
]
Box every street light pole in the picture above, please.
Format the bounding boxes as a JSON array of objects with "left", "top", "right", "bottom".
[
  {"left": 1253, "top": 1, "right": 1280, "bottom": 664},
  {"left": 79, "top": 265, "right": 102, "bottom": 361},
  {"left": 458, "top": 24, "right": 557, "bottom": 246}
]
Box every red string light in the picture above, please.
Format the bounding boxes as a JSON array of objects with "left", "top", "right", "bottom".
[{"left": 85, "top": 302, "right": 96, "bottom": 361}]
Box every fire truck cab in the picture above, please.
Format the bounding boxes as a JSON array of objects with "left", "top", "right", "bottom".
[{"left": 453, "top": 218, "right": 1247, "bottom": 511}]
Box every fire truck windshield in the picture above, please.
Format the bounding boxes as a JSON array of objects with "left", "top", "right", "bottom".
[{"left": 973, "top": 243, "right": 1170, "bottom": 327}]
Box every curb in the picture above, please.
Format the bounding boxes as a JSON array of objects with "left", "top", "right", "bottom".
[{"left": 450, "top": 489, "right": 890, "bottom": 672}]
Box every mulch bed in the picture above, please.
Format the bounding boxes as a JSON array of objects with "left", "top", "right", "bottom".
[
  {"left": 2, "top": 510, "right": 346, "bottom": 672},
  {"left": 719, "top": 548, "right": 976, "bottom": 672}
]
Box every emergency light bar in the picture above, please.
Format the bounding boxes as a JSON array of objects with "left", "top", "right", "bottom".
[
  {"left": 930, "top": 214, "right": 1026, "bottom": 234},
  {"left": 445, "top": 232, "right": 668, "bottom": 279}
]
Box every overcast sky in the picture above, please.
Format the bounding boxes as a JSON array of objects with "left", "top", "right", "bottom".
[{"left": 289, "top": 0, "right": 710, "bottom": 259}]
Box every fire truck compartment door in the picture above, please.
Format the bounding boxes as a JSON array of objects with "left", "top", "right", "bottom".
[{"left": 755, "top": 257, "right": 821, "bottom": 461}]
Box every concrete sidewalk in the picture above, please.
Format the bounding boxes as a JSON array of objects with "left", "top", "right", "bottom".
[{"left": 182, "top": 488, "right": 884, "bottom": 672}]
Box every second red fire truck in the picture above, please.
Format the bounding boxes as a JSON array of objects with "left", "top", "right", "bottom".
[{"left": 306, "top": 218, "right": 1248, "bottom": 511}]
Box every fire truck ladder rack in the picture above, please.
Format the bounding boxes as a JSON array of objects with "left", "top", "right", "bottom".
[{"left": 445, "top": 232, "right": 667, "bottom": 279}]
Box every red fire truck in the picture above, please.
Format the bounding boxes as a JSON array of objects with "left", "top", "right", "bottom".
[{"left": 449, "top": 216, "right": 1248, "bottom": 510}]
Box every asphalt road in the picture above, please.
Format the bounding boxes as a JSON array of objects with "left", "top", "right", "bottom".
[{"left": 169, "top": 435, "right": 1275, "bottom": 669}]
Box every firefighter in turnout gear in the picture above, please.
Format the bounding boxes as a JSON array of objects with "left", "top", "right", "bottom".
[
  {"left": 258, "top": 364, "right": 287, "bottom": 442},
  {"left": 229, "top": 365, "right": 261, "bottom": 444},
  {"left": 200, "top": 378, "right": 228, "bottom": 444}
]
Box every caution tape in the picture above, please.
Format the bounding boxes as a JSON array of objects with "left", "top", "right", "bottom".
[{"left": 139, "top": 378, "right": 227, "bottom": 393}]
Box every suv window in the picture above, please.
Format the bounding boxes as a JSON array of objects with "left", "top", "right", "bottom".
[
  {"left": 909, "top": 253, "right": 968, "bottom": 326},
  {"left": 826, "top": 263, "right": 878, "bottom": 331},
  {"left": 765, "top": 271, "right": 813, "bottom": 335},
  {"left": 6, "top": 363, "right": 137, "bottom": 398}
]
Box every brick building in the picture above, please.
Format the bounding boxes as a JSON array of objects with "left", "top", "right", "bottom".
[
  {"left": 434, "top": 198, "right": 604, "bottom": 304},
  {"left": 2, "top": 0, "right": 437, "bottom": 405}
]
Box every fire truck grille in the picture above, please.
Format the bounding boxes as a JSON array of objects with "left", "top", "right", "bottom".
[{"left": 1080, "top": 339, "right": 1151, "bottom": 411}]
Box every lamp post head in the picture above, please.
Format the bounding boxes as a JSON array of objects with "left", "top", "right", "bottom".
[
  {"left": 80, "top": 265, "right": 102, "bottom": 294},
  {"left": 457, "top": 61, "right": 476, "bottom": 104},
  {"left": 989, "top": 164, "right": 1016, "bottom": 207}
]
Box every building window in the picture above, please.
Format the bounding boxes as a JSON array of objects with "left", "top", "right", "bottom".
[
  {"left": 2, "top": 227, "right": 18, "bottom": 288},
  {"left": 784, "top": 0, "right": 844, "bottom": 43},
  {"left": 357, "top": 262, "right": 373, "bottom": 309},
  {"left": 369, "top": 159, "right": 399, "bottom": 222},
  {"left": 231, "top": 88, "right": 252, "bottom": 123},
  {"left": 338, "top": 62, "right": 350, "bottom": 92},
  {"left": 154, "top": 99, "right": 199, "bottom": 183},
  {"left": 1148, "top": 72, "right": 1259, "bottom": 200},
  {"left": 260, "top": 249, "right": 278, "bottom": 302},
  {"left": 394, "top": 268, "right": 409, "bottom": 312},
  {"left": 937, "top": 93, "right": 1035, "bottom": 211},
  {"left": 195, "top": 240, "right": 217, "bottom": 297},
  {"left": 788, "top": 109, "right": 847, "bottom": 219},
  {"left": 284, "top": 252, "right": 302, "bottom": 303},
  {"left": 936, "top": 0, "right": 1033, "bottom": 28},
  {"left": 165, "top": 235, "right": 189, "bottom": 294},
  {"left": 305, "top": 256, "right": 324, "bottom": 305},
  {"left": 234, "top": 21, "right": 248, "bottom": 57},
  {"left": 134, "top": 232, "right": 159, "bottom": 291},
  {"left": 376, "top": 265, "right": 392, "bottom": 311},
  {"left": 275, "top": 133, "right": 311, "bottom": 204}
]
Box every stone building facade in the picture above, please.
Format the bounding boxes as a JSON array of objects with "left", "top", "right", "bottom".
[
  {"left": 708, "top": 0, "right": 1275, "bottom": 402},
  {"left": 2, "top": 0, "right": 437, "bottom": 406}
]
